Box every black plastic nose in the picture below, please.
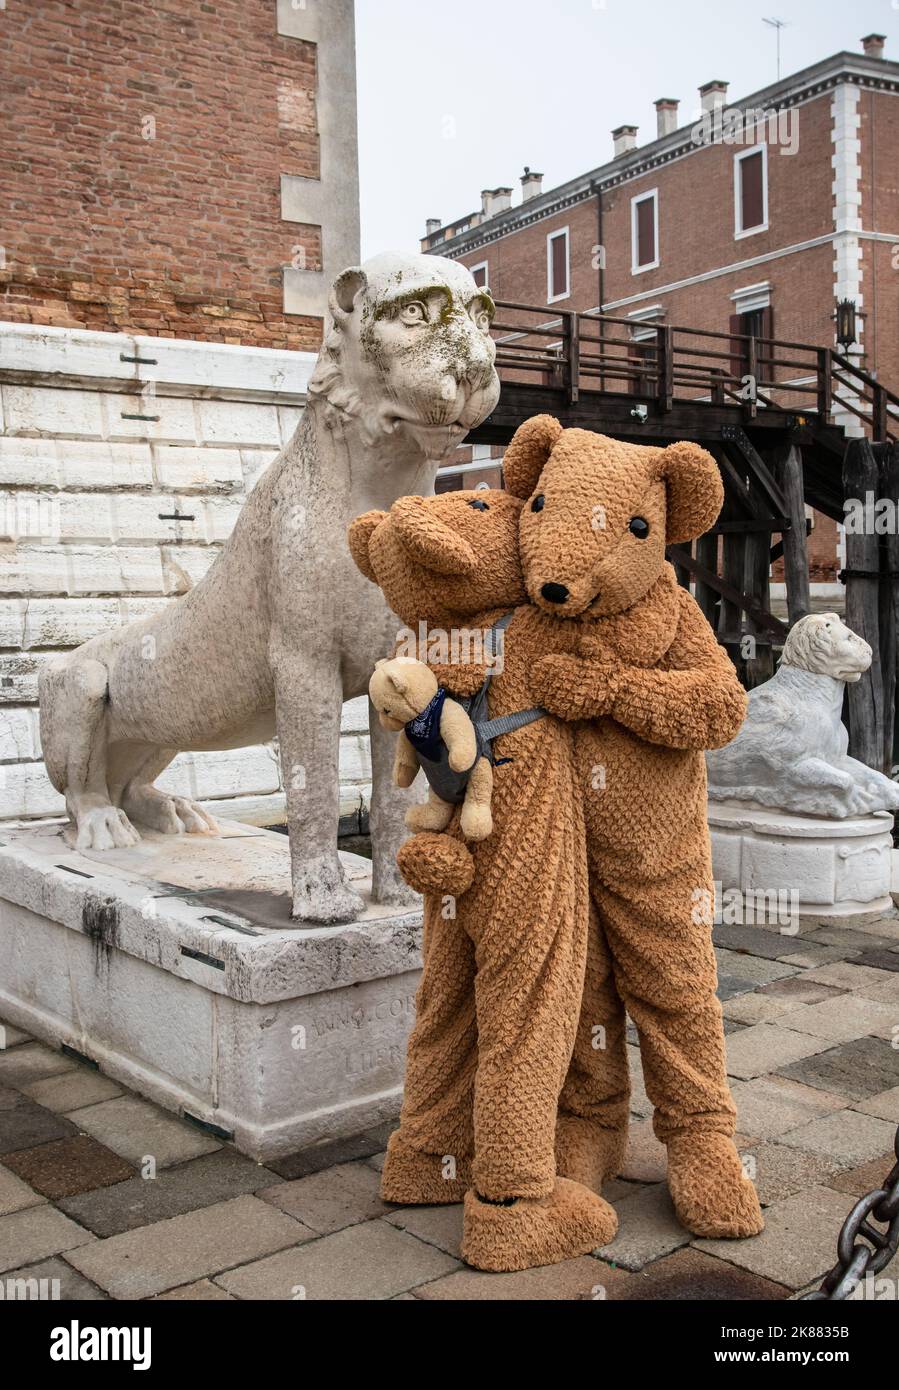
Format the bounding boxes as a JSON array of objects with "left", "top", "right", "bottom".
[{"left": 541, "top": 582, "right": 570, "bottom": 604}]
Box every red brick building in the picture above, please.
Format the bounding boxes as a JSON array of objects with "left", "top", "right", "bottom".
[
  {"left": 1, "top": 0, "right": 359, "bottom": 352},
  {"left": 423, "top": 36, "right": 899, "bottom": 582}
]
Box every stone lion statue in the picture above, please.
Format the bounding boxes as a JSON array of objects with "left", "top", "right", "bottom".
[
  {"left": 706, "top": 613, "right": 899, "bottom": 819},
  {"left": 39, "top": 252, "right": 500, "bottom": 922}
]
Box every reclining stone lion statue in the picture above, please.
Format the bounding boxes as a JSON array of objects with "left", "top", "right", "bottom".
[
  {"left": 39, "top": 252, "right": 500, "bottom": 922},
  {"left": 706, "top": 612, "right": 899, "bottom": 819}
]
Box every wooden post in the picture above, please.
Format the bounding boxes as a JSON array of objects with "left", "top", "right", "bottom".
[
  {"left": 817, "top": 347, "right": 832, "bottom": 424},
  {"left": 878, "top": 441, "right": 899, "bottom": 774},
  {"left": 844, "top": 438, "right": 884, "bottom": 770},
  {"left": 695, "top": 531, "right": 719, "bottom": 626},
  {"left": 742, "top": 527, "right": 775, "bottom": 686},
  {"left": 774, "top": 442, "right": 811, "bottom": 624},
  {"left": 656, "top": 324, "right": 673, "bottom": 412}
]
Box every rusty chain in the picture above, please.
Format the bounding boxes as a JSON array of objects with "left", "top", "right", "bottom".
[{"left": 802, "top": 1124, "right": 899, "bottom": 1300}]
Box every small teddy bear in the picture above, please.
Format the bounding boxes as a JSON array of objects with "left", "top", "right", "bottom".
[{"left": 369, "top": 656, "right": 494, "bottom": 841}]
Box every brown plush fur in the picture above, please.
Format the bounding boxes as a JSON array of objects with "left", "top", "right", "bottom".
[
  {"left": 502, "top": 416, "right": 763, "bottom": 1238},
  {"left": 348, "top": 489, "right": 619, "bottom": 1268}
]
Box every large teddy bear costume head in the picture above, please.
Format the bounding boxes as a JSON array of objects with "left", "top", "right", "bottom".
[{"left": 500, "top": 413, "right": 723, "bottom": 615}]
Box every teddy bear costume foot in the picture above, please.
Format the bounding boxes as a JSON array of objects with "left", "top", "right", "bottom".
[
  {"left": 380, "top": 1132, "right": 471, "bottom": 1205},
  {"left": 666, "top": 1133, "right": 764, "bottom": 1238},
  {"left": 461, "top": 1179, "right": 618, "bottom": 1272}
]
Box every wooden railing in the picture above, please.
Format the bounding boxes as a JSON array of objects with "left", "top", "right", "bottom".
[{"left": 490, "top": 301, "right": 899, "bottom": 443}]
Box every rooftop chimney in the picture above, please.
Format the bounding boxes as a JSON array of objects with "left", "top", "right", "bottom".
[
  {"left": 699, "top": 80, "right": 729, "bottom": 113},
  {"left": 861, "top": 33, "right": 886, "bottom": 58},
  {"left": 425, "top": 218, "right": 442, "bottom": 238},
  {"left": 654, "top": 98, "right": 679, "bottom": 139},
  {"left": 521, "top": 166, "right": 544, "bottom": 201},
  {"left": 612, "top": 125, "right": 638, "bottom": 157},
  {"left": 481, "top": 187, "right": 513, "bottom": 219}
]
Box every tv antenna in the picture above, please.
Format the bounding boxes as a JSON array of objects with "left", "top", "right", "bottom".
[{"left": 763, "top": 17, "right": 789, "bottom": 79}]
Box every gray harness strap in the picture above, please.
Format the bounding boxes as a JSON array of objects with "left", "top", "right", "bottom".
[{"left": 470, "top": 611, "right": 545, "bottom": 757}]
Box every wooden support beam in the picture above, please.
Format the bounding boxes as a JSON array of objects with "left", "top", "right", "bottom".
[
  {"left": 773, "top": 442, "right": 811, "bottom": 625},
  {"left": 669, "top": 547, "right": 789, "bottom": 641},
  {"left": 844, "top": 438, "right": 885, "bottom": 770},
  {"left": 879, "top": 441, "right": 899, "bottom": 773}
]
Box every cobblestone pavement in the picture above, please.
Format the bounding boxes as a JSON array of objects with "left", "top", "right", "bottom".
[{"left": 1, "top": 912, "right": 898, "bottom": 1301}]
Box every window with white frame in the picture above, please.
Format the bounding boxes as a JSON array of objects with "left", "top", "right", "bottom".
[
  {"left": 630, "top": 189, "right": 659, "bottom": 273},
  {"left": 546, "top": 228, "right": 570, "bottom": 302},
  {"left": 734, "top": 145, "right": 768, "bottom": 238},
  {"left": 469, "top": 261, "right": 489, "bottom": 289}
]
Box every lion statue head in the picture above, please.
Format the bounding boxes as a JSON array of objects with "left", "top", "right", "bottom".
[
  {"left": 307, "top": 252, "right": 501, "bottom": 461},
  {"left": 780, "top": 613, "right": 872, "bottom": 684}
]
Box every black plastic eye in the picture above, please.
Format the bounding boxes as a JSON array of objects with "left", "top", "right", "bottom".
[
  {"left": 531, "top": 494, "right": 545, "bottom": 513},
  {"left": 468, "top": 499, "right": 489, "bottom": 511},
  {"left": 628, "top": 516, "right": 649, "bottom": 538}
]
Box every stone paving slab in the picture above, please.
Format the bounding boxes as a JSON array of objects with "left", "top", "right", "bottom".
[
  {"left": 22, "top": 1070, "right": 123, "bottom": 1113},
  {"left": 627, "top": 1045, "right": 652, "bottom": 1118},
  {"left": 854, "top": 1085, "right": 899, "bottom": 1123},
  {"left": 0, "top": 1097, "right": 79, "bottom": 1155},
  {"left": 713, "top": 924, "right": 811, "bottom": 960},
  {"left": 413, "top": 1253, "right": 618, "bottom": 1301},
  {"left": 67, "top": 1096, "right": 221, "bottom": 1169},
  {"left": 808, "top": 926, "right": 899, "bottom": 953},
  {"left": 58, "top": 1149, "right": 283, "bottom": 1238},
  {"left": 858, "top": 975, "right": 899, "bottom": 1006},
  {"left": 155, "top": 1279, "right": 236, "bottom": 1300},
  {"left": 619, "top": 1118, "right": 668, "bottom": 1183},
  {"left": 65, "top": 1194, "right": 308, "bottom": 1299},
  {"left": 3, "top": 1134, "right": 135, "bottom": 1199},
  {"left": 2, "top": 1255, "right": 107, "bottom": 1300},
  {"left": 828, "top": 1149, "right": 898, "bottom": 1198},
  {"left": 595, "top": 1183, "right": 692, "bottom": 1271},
  {"left": 257, "top": 1161, "right": 392, "bottom": 1235},
  {"left": 729, "top": 1076, "right": 846, "bottom": 1141},
  {"left": 716, "top": 973, "right": 762, "bottom": 1002},
  {"left": 777, "top": 1036, "right": 899, "bottom": 1101},
  {"left": 725, "top": 1024, "right": 831, "bottom": 1081},
  {"left": 614, "top": 1247, "right": 791, "bottom": 1301},
  {"left": 266, "top": 1121, "right": 397, "bottom": 1181},
  {"left": 384, "top": 1202, "right": 464, "bottom": 1258},
  {"left": 739, "top": 1140, "right": 842, "bottom": 1206},
  {"left": 216, "top": 1218, "right": 459, "bottom": 1300},
  {"left": 801, "top": 961, "right": 897, "bottom": 993},
  {"left": 0, "top": 1083, "right": 20, "bottom": 1111},
  {"left": 0, "top": 1160, "right": 46, "bottom": 1216},
  {"left": 779, "top": 943, "right": 860, "bottom": 969},
  {"left": 0, "top": 1043, "right": 79, "bottom": 1089},
  {"left": 854, "top": 948, "right": 899, "bottom": 973},
  {"left": 779, "top": 1109, "right": 897, "bottom": 1166},
  {"left": 776, "top": 995, "right": 899, "bottom": 1043},
  {"left": 722, "top": 992, "right": 800, "bottom": 1025},
  {"left": 715, "top": 950, "right": 798, "bottom": 985},
  {"left": 0, "top": 1204, "right": 94, "bottom": 1273},
  {"left": 695, "top": 1185, "right": 853, "bottom": 1290},
  {"left": 759, "top": 977, "right": 848, "bottom": 1006}
]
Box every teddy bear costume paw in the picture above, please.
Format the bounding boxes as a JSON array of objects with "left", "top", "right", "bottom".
[
  {"left": 666, "top": 1133, "right": 764, "bottom": 1238},
  {"left": 460, "top": 1178, "right": 618, "bottom": 1272},
  {"left": 396, "top": 832, "right": 475, "bottom": 898},
  {"left": 555, "top": 1115, "right": 628, "bottom": 1194},
  {"left": 379, "top": 1135, "right": 471, "bottom": 1206}
]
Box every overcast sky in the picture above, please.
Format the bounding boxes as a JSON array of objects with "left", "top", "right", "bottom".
[{"left": 355, "top": 0, "right": 896, "bottom": 258}]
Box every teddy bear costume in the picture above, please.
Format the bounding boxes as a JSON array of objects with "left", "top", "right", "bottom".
[
  {"left": 392, "top": 417, "right": 764, "bottom": 1240},
  {"left": 348, "top": 490, "right": 618, "bottom": 1271}
]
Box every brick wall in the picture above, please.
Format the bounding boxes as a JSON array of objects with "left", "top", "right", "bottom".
[{"left": 1, "top": 0, "right": 322, "bottom": 349}]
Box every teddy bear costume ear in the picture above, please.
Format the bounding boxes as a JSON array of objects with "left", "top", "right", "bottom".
[
  {"left": 502, "top": 414, "right": 563, "bottom": 499},
  {"left": 347, "top": 510, "right": 388, "bottom": 583},
  {"left": 656, "top": 441, "right": 724, "bottom": 543},
  {"left": 390, "top": 496, "right": 478, "bottom": 575}
]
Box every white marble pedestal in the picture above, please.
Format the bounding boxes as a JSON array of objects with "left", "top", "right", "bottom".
[
  {"left": 709, "top": 801, "right": 895, "bottom": 926},
  {"left": 0, "top": 821, "right": 422, "bottom": 1161}
]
